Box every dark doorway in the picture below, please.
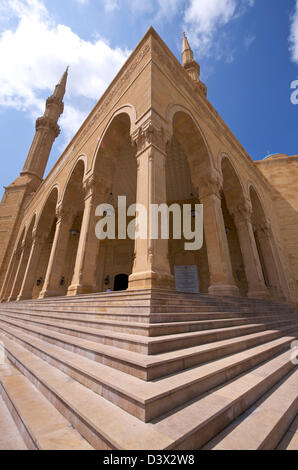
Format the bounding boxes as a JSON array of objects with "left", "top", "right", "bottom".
[{"left": 114, "top": 274, "right": 129, "bottom": 292}]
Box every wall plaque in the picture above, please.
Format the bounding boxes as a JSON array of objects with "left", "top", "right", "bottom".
[{"left": 174, "top": 265, "right": 199, "bottom": 294}]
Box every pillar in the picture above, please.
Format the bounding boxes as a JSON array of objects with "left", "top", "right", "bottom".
[
  {"left": 254, "top": 220, "right": 285, "bottom": 299},
  {"left": 8, "top": 240, "right": 31, "bottom": 301},
  {"left": 0, "top": 249, "right": 19, "bottom": 302},
  {"left": 67, "top": 176, "right": 109, "bottom": 296},
  {"left": 197, "top": 170, "right": 239, "bottom": 297},
  {"left": 231, "top": 201, "right": 269, "bottom": 299},
  {"left": 39, "top": 205, "right": 74, "bottom": 298},
  {"left": 128, "top": 119, "right": 174, "bottom": 290}
]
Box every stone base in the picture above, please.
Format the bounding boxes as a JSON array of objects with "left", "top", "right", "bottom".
[
  {"left": 16, "top": 294, "right": 31, "bottom": 302},
  {"left": 128, "top": 270, "right": 175, "bottom": 290},
  {"left": 39, "top": 290, "right": 63, "bottom": 299},
  {"left": 248, "top": 289, "right": 271, "bottom": 300},
  {"left": 208, "top": 284, "right": 240, "bottom": 297},
  {"left": 67, "top": 284, "right": 95, "bottom": 297}
]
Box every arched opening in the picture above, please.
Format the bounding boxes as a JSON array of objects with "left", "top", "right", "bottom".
[
  {"left": 165, "top": 111, "right": 214, "bottom": 293},
  {"left": 93, "top": 113, "right": 137, "bottom": 292},
  {"left": 1, "top": 228, "right": 25, "bottom": 301},
  {"left": 249, "top": 186, "right": 275, "bottom": 294},
  {"left": 59, "top": 160, "right": 85, "bottom": 295},
  {"left": 221, "top": 157, "right": 248, "bottom": 296},
  {"left": 113, "top": 273, "right": 129, "bottom": 292},
  {"left": 9, "top": 216, "right": 36, "bottom": 301},
  {"left": 33, "top": 188, "right": 59, "bottom": 298}
]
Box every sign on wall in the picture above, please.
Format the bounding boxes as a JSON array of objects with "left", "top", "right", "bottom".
[{"left": 174, "top": 265, "right": 200, "bottom": 294}]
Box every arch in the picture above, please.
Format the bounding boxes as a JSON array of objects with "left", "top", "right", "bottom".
[
  {"left": 35, "top": 187, "right": 59, "bottom": 238},
  {"left": 60, "top": 157, "right": 86, "bottom": 206},
  {"left": 166, "top": 103, "right": 214, "bottom": 172},
  {"left": 220, "top": 155, "right": 249, "bottom": 296},
  {"left": 220, "top": 155, "right": 246, "bottom": 207},
  {"left": 0, "top": 226, "right": 26, "bottom": 300},
  {"left": 91, "top": 106, "right": 136, "bottom": 174},
  {"left": 15, "top": 226, "right": 26, "bottom": 252},
  {"left": 248, "top": 183, "right": 267, "bottom": 224},
  {"left": 24, "top": 215, "right": 36, "bottom": 242}
]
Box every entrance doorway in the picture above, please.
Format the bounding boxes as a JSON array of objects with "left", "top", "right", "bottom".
[{"left": 114, "top": 274, "right": 129, "bottom": 292}]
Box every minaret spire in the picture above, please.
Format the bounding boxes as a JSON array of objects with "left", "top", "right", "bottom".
[
  {"left": 21, "top": 67, "right": 69, "bottom": 182},
  {"left": 181, "top": 32, "right": 207, "bottom": 97},
  {"left": 53, "top": 66, "right": 69, "bottom": 101},
  {"left": 182, "top": 32, "right": 200, "bottom": 82}
]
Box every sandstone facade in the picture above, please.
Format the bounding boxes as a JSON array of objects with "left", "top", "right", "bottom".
[{"left": 0, "top": 28, "right": 297, "bottom": 305}]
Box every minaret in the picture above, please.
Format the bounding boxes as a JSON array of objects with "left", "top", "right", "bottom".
[
  {"left": 21, "top": 67, "right": 69, "bottom": 182},
  {"left": 182, "top": 33, "right": 207, "bottom": 96}
]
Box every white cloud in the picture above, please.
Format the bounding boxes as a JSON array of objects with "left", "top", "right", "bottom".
[
  {"left": 103, "top": 0, "right": 119, "bottom": 13},
  {"left": 183, "top": 0, "right": 255, "bottom": 59},
  {"left": 290, "top": 0, "right": 298, "bottom": 64},
  {"left": 0, "top": 0, "right": 130, "bottom": 143},
  {"left": 155, "top": 0, "right": 180, "bottom": 20},
  {"left": 244, "top": 33, "right": 256, "bottom": 49}
]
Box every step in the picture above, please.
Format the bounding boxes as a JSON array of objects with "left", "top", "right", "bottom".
[
  {"left": 203, "top": 369, "right": 298, "bottom": 450},
  {"left": 277, "top": 415, "right": 298, "bottom": 450},
  {"left": 0, "top": 335, "right": 173, "bottom": 450},
  {"left": 1, "top": 309, "right": 292, "bottom": 337},
  {"left": 0, "top": 314, "right": 295, "bottom": 355},
  {"left": 3, "top": 304, "right": 291, "bottom": 324},
  {"left": 152, "top": 349, "right": 296, "bottom": 450},
  {"left": 0, "top": 359, "right": 93, "bottom": 450},
  {"left": 0, "top": 395, "right": 27, "bottom": 450},
  {"left": 0, "top": 324, "right": 295, "bottom": 422},
  {"left": 1, "top": 333, "right": 295, "bottom": 450},
  {"left": 0, "top": 317, "right": 296, "bottom": 381}
]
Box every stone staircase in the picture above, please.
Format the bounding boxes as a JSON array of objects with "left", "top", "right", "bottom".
[{"left": 0, "top": 289, "right": 297, "bottom": 450}]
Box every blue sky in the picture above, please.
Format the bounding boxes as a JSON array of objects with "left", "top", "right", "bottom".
[{"left": 0, "top": 0, "right": 297, "bottom": 199}]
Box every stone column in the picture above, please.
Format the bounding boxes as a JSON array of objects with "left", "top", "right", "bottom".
[
  {"left": 128, "top": 120, "right": 174, "bottom": 290},
  {"left": 8, "top": 240, "right": 31, "bottom": 301},
  {"left": 231, "top": 201, "right": 269, "bottom": 299},
  {"left": 17, "top": 231, "right": 46, "bottom": 301},
  {"left": 67, "top": 176, "right": 109, "bottom": 296},
  {"left": 39, "top": 205, "right": 73, "bottom": 298},
  {"left": 197, "top": 170, "right": 239, "bottom": 297},
  {"left": 254, "top": 220, "right": 285, "bottom": 299}
]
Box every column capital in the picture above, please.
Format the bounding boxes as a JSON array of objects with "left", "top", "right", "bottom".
[
  {"left": 32, "top": 228, "right": 48, "bottom": 244},
  {"left": 230, "top": 200, "right": 252, "bottom": 224},
  {"left": 83, "top": 175, "right": 97, "bottom": 200},
  {"left": 254, "top": 219, "right": 272, "bottom": 237},
  {"left": 55, "top": 205, "right": 73, "bottom": 224},
  {"left": 131, "top": 119, "right": 171, "bottom": 156},
  {"left": 196, "top": 169, "right": 223, "bottom": 200}
]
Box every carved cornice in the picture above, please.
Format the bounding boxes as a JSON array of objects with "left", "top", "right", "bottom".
[
  {"left": 131, "top": 120, "right": 170, "bottom": 156},
  {"left": 36, "top": 116, "right": 60, "bottom": 138},
  {"left": 195, "top": 80, "right": 207, "bottom": 97},
  {"left": 46, "top": 96, "right": 64, "bottom": 115}
]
